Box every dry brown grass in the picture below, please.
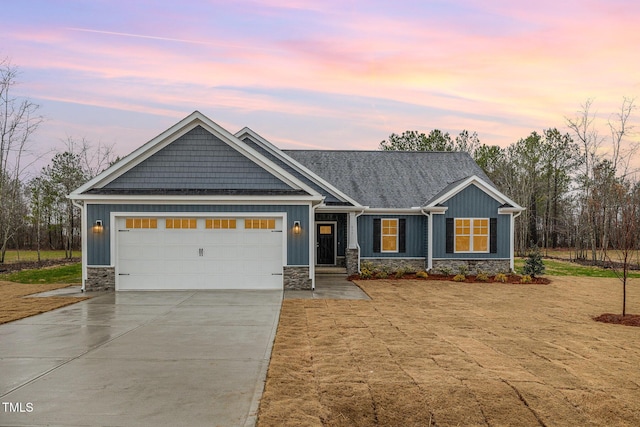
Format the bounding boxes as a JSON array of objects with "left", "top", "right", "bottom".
[
  {"left": 258, "top": 277, "right": 640, "bottom": 426},
  {"left": 0, "top": 281, "right": 89, "bottom": 324}
]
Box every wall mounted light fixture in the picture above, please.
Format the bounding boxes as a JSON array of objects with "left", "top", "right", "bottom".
[
  {"left": 93, "top": 220, "right": 104, "bottom": 233},
  {"left": 293, "top": 221, "right": 301, "bottom": 234}
]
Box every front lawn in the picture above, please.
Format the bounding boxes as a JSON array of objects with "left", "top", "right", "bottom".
[
  {"left": 0, "top": 263, "right": 87, "bottom": 324},
  {"left": 0, "top": 263, "right": 82, "bottom": 284},
  {"left": 259, "top": 277, "right": 640, "bottom": 426}
]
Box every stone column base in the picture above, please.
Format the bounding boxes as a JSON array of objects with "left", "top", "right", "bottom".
[
  {"left": 86, "top": 267, "right": 115, "bottom": 291},
  {"left": 283, "top": 266, "right": 312, "bottom": 290},
  {"left": 346, "top": 248, "right": 359, "bottom": 275}
]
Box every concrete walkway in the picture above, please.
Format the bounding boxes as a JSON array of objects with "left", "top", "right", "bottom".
[
  {"left": 285, "top": 274, "right": 370, "bottom": 300},
  {"left": 0, "top": 290, "right": 282, "bottom": 427}
]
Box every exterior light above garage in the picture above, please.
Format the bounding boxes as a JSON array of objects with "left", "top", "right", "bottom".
[
  {"left": 293, "top": 221, "right": 301, "bottom": 234},
  {"left": 93, "top": 220, "right": 104, "bottom": 233}
]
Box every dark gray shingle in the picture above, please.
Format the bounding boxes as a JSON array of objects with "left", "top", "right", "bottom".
[{"left": 283, "top": 150, "right": 493, "bottom": 208}]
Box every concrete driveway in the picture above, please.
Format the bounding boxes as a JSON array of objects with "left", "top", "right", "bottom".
[{"left": 0, "top": 289, "right": 282, "bottom": 427}]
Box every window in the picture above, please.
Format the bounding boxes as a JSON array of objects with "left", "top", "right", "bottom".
[
  {"left": 381, "top": 218, "right": 398, "bottom": 252},
  {"left": 206, "top": 218, "right": 237, "bottom": 229},
  {"left": 165, "top": 218, "right": 197, "bottom": 229},
  {"left": 245, "top": 218, "right": 276, "bottom": 230},
  {"left": 125, "top": 218, "right": 158, "bottom": 229},
  {"left": 455, "top": 218, "right": 488, "bottom": 253}
]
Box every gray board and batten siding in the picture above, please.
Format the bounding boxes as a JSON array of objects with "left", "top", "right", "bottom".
[
  {"left": 86, "top": 204, "right": 310, "bottom": 266},
  {"left": 102, "top": 126, "right": 295, "bottom": 192},
  {"left": 358, "top": 214, "right": 427, "bottom": 258},
  {"left": 432, "top": 184, "right": 511, "bottom": 259}
]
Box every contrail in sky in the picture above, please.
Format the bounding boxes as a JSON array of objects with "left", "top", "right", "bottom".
[{"left": 66, "top": 27, "right": 213, "bottom": 45}]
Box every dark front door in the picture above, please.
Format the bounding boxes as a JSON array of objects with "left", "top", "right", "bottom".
[{"left": 317, "top": 223, "right": 335, "bottom": 265}]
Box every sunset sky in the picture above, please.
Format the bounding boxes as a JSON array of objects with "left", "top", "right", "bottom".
[{"left": 3, "top": 0, "right": 640, "bottom": 169}]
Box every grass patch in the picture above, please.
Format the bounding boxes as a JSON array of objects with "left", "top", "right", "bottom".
[
  {"left": 0, "top": 263, "right": 82, "bottom": 284},
  {"left": 515, "top": 258, "right": 640, "bottom": 278},
  {"left": 1, "top": 250, "right": 78, "bottom": 263}
]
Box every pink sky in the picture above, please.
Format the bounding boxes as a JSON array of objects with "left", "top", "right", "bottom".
[{"left": 3, "top": 0, "right": 639, "bottom": 172}]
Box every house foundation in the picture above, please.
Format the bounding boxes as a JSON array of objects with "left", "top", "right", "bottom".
[
  {"left": 283, "top": 266, "right": 312, "bottom": 290},
  {"left": 431, "top": 259, "right": 511, "bottom": 275}
]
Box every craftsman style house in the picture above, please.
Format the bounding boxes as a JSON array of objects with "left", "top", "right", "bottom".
[{"left": 70, "top": 111, "right": 524, "bottom": 291}]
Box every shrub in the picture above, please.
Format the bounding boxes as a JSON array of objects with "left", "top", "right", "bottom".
[
  {"left": 522, "top": 245, "right": 545, "bottom": 278},
  {"left": 377, "top": 271, "right": 388, "bottom": 279},
  {"left": 520, "top": 274, "right": 532, "bottom": 284},
  {"left": 476, "top": 271, "right": 489, "bottom": 282},
  {"left": 453, "top": 274, "right": 466, "bottom": 282},
  {"left": 494, "top": 273, "right": 508, "bottom": 283},
  {"left": 457, "top": 265, "right": 469, "bottom": 276},
  {"left": 360, "top": 268, "right": 373, "bottom": 279},
  {"left": 416, "top": 271, "right": 428, "bottom": 279},
  {"left": 440, "top": 267, "right": 453, "bottom": 277},
  {"left": 394, "top": 268, "right": 407, "bottom": 279}
]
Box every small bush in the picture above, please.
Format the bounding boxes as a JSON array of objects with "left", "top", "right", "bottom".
[
  {"left": 416, "top": 271, "right": 428, "bottom": 279},
  {"left": 522, "top": 245, "right": 545, "bottom": 278},
  {"left": 394, "top": 268, "right": 407, "bottom": 279},
  {"left": 360, "top": 268, "right": 373, "bottom": 279},
  {"left": 440, "top": 267, "right": 453, "bottom": 277},
  {"left": 494, "top": 273, "right": 508, "bottom": 283},
  {"left": 457, "top": 265, "right": 469, "bottom": 276},
  {"left": 520, "top": 274, "right": 532, "bottom": 284},
  {"left": 377, "top": 271, "right": 388, "bottom": 279},
  {"left": 476, "top": 271, "right": 489, "bottom": 282},
  {"left": 453, "top": 274, "right": 466, "bottom": 282}
]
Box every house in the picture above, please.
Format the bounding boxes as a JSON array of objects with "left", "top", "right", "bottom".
[{"left": 69, "top": 111, "right": 524, "bottom": 291}]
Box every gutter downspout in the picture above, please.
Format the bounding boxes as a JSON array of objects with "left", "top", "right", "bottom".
[
  {"left": 420, "top": 208, "right": 432, "bottom": 271},
  {"left": 71, "top": 200, "right": 86, "bottom": 292},
  {"left": 354, "top": 209, "right": 366, "bottom": 274},
  {"left": 510, "top": 211, "right": 522, "bottom": 272}
]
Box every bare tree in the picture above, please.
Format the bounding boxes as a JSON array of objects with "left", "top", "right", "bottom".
[
  {"left": 0, "top": 59, "right": 43, "bottom": 262},
  {"left": 604, "top": 179, "right": 640, "bottom": 316}
]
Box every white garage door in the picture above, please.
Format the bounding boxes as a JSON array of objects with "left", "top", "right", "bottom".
[{"left": 116, "top": 216, "right": 284, "bottom": 290}]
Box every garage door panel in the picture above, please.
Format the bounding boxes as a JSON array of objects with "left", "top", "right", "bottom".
[{"left": 117, "top": 215, "right": 285, "bottom": 290}]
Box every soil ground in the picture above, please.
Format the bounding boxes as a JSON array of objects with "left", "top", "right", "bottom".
[
  {"left": 258, "top": 276, "right": 640, "bottom": 426},
  {"left": 0, "top": 282, "right": 89, "bottom": 324}
]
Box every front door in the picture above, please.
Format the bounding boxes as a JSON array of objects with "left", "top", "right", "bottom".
[{"left": 316, "top": 223, "right": 335, "bottom": 265}]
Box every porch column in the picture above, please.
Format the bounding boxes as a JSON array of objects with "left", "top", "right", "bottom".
[{"left": 346, "top": 211, "right": 359, "bottom": 275}]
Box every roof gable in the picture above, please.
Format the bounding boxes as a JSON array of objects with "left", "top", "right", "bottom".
[
  {"left": 426, "top": 175, "right": 523, "bottom": 210},
  {"left": 71, "top": 112, "right": 321, "bottom": 198}
]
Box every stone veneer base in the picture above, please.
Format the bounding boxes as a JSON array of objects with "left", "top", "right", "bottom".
[
  {"left": 283, "top": 266, "right": 312, "bottom": 290},
  {"left": 360, "top": 258, "right": 426, "bottom": 273},
  {"left": 346, "top": 248, "right": 360, "bottom": 276},
  {"left": 431, "top": 259, "right": 511, "bottom": 275},
  {"left": 86, "top": 266, "right": 115, "bottom": 291}
]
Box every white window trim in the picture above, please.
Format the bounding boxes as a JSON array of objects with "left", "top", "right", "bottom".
[
  {"left": 381, "top": 218, "right": 399, "bottom": 253},
  {"left": 454, "top": 217, "right": 490, "bottom": 254}
]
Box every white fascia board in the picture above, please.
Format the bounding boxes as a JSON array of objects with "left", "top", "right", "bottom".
[
  {"left": 71, "top": 111, "right": 321, "bottom": 198},
  {"left": 235, "top": 127, "right": 362, "bottom": 207},
  {"left": 361, "top": 208, "right": 424, "bottom": 215},
  {"left": 426, "top": 175, "right": 524, "bottom": 211},
  {"left": 69, "top": 194, "right": 323, "bottom": 204}
]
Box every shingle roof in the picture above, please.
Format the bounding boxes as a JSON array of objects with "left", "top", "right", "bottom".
[{"left": 283, "top": 150, "right": 494, "bottom": 208}]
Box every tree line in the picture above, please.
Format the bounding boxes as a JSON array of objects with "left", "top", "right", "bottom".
[
  {"left": 380, "top": 98, "right": 640, "bottom": 265},
  {"left": 0, "top": 59, "right": 115, "bottom": 262}
]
